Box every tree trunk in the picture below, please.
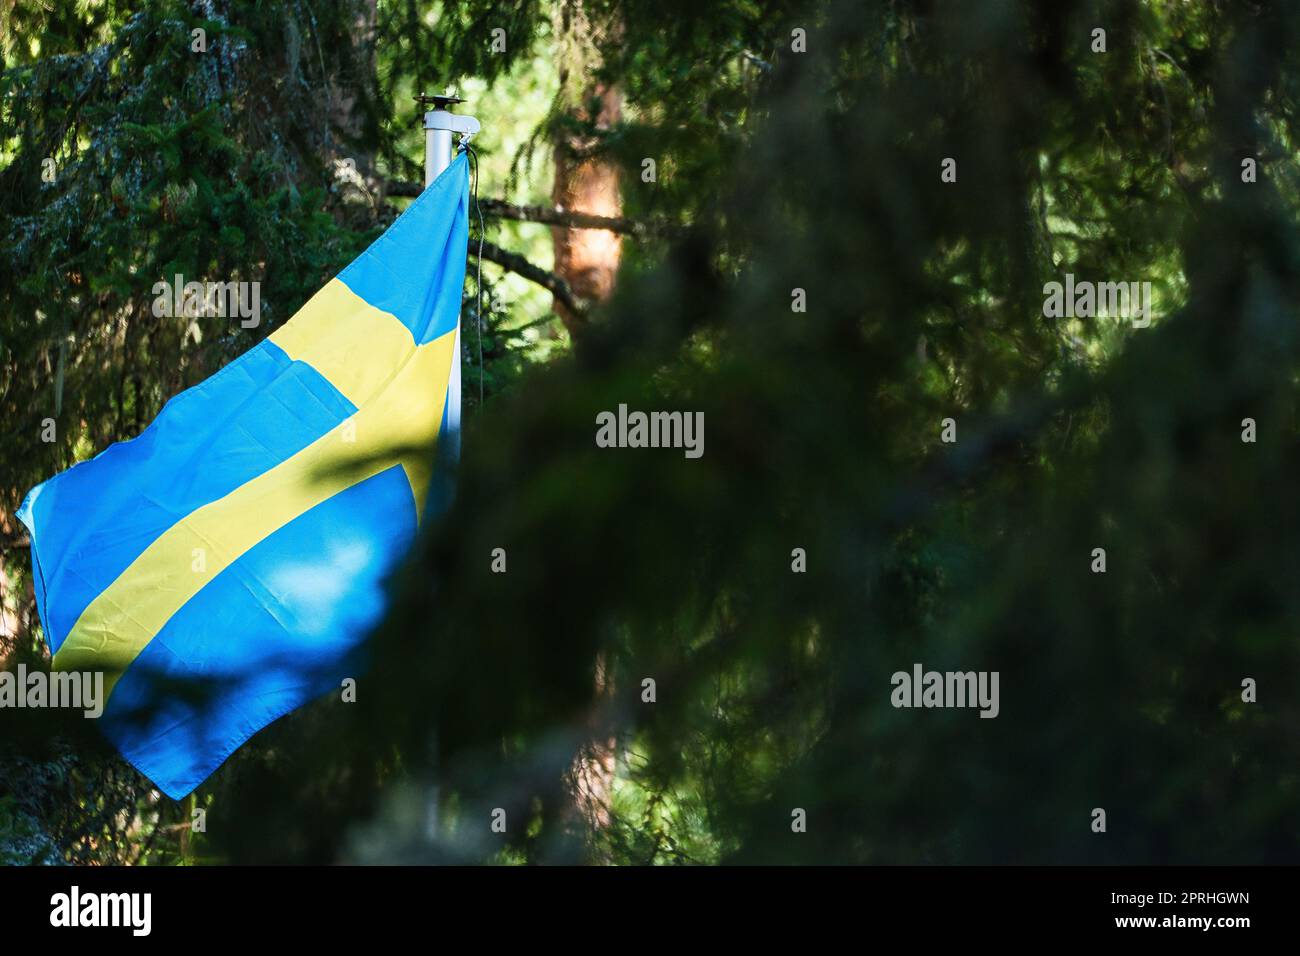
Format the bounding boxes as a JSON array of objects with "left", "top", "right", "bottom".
[
  {"left": 549, "top": 6, "right": 625, "bottom": 844},
  {"left": 550, "top": 2, "right": 624, "bottom": 331},
  {"left": 327, "top": 0, "right": 381, "bottom": 219}
]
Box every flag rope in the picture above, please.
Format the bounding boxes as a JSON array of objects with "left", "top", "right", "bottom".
[{"left": 460, "top": 137, "right": 486, "bottom": 405}]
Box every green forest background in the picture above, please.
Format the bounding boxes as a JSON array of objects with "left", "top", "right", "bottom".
[{"left": 2, "top": 0, "right": 1300, "bottom": 865}]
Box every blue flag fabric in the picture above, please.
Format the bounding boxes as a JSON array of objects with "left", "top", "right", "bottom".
[{"left": 16, "top": 152, "right": 470, "bottom": 799}]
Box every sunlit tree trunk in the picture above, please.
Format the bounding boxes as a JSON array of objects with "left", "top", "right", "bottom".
[{"left": 550, "top": 1, "right": 623, "bottom": 332}]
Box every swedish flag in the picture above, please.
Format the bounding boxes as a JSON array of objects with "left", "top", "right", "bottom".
[{"left": 16, "top": 153, "right": 470, "bottom": 799}]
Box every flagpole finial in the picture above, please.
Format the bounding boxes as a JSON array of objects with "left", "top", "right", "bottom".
[{"left": 416, "top": 92, "right": 464, "bottom": 112}]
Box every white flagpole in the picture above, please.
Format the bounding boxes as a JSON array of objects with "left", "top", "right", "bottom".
[
  {"left": 418, "top": 93, "right": 478, "bottom": 847},
  {"left": 420, "top": 93, "right": 480, "bottom": 467}
]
